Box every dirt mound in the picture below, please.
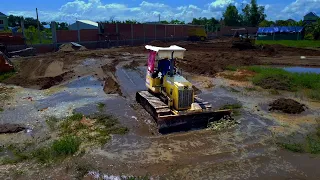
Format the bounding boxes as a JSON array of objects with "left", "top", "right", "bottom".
[
  {"left": 40, "top": 71, "right": 73, "bottom": 89},
  {"left": 123, "top": 60, "right": 140, "bottom": 69},
  {"left": 0, "top": 124, "right": 25, "bottom": 134},
  {"left": 269, "top": 98, "right": 306, "bottom": 114},
  {"left": 260, "top": 45, "right": 278, "bottom": 56},
  {"left": 59, "top": 43, "right": 87, "bottom": 52},
  {"left": 103, "top": 76, "right": 121, "bottom": 95},
  {"left": 178, "top": 51, "right": 259, "bottom": 76}
]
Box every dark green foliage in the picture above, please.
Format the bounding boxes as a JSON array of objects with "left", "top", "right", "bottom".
[
  {"left": 0, "top": 72, "right": 15, "bottom": 82},
  {"left": 220, "top": 104, "right": 242, "bottom": 110},
  {"left": 279, "top": 142, "right": 304, "bottom": 153},
  {"left": 52, "top": 136, "right": 81, "bottom": 156},
  {"left": 223, "top": 5, "right": 242, "bottom": 26}
]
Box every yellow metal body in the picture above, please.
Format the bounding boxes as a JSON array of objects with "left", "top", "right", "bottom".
[
  {"left": 146, "top": 71, "right": 161, "bottom": 93},
  {"left": 188, "top": 27, "right": 207, "bottom": 41},
  {"left": 146, "top": 70, "right": 195, "bottom": 111}
]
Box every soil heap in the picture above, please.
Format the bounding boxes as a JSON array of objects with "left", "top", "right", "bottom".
[{"left": 269, "top": 98, "right": 306, "bottom": 114}]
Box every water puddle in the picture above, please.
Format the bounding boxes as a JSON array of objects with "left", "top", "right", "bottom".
[
  {"left": 115, "top": 67, "right": 146, "bottom": 98},
  {"left": 283, "top": 66, "right": 320, "bottom": 74},
  {"left": 0, "top": 76, "right": 115, "bottom": 124}
]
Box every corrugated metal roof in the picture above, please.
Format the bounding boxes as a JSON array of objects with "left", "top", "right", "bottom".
[
  {"left": 77, "top": 20, "right": 98, "bottom": 27},
  {"left": 305, "top": 12, "right": 318, "bottom": 17}
]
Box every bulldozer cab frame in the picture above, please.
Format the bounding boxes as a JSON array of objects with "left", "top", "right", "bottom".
[{"left": 231, "top": 28, "right": 249, "bottom": 38}]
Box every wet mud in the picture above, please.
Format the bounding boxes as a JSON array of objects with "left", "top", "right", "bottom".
[
  {"left": 0, "top": 124, "right": 25, "bottom": 134},
  {"left": 1, "top": 40, "right": 320, "bottom": 179}
]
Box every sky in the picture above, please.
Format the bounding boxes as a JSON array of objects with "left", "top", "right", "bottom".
[{"left": 1, "top": 0, "right": 320, "bottom": 23}]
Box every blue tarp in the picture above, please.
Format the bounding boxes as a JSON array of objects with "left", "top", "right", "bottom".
[{"left": 257, "top": 26, "right": 304, "bottom": 34}]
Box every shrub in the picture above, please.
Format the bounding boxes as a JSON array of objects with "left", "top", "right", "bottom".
[{"left": 52, "top": 136, "right": 81, "bottom": 156}]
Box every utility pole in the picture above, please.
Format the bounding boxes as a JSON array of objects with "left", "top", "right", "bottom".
[{"left": 36, "top": 8, "right": 42, "bottom": 44}]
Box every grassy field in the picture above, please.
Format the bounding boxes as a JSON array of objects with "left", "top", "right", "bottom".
[
  {"left": 256, "top": 40, "right": 320, "bottom": 48},
  {"left": 246, "top": 66, "right": 320, "bottom": 100},
  {"left": 0, "top": 72, "right": 15, "bottom": 82}
]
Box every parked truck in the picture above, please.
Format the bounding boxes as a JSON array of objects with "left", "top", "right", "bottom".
[{"left": 187, "top": 27, "right": 207, "bottom": 41}]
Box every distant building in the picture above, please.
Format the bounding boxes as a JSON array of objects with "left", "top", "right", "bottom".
[
  {"left": 0, "top": 12, "right": 8, "bottom": 30},
  {"left": 303, "top": 12, "right": 318, "bottom": 25},
  {"left": 69, "top": 20, "right": 98, "bottom": 30}
]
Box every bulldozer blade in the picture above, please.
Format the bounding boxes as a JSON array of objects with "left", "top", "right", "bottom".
[
  {"left": 136, "top": 90, "right": 232, "bottom": 132},
  {"left": 157, "top": 110, "right": 232, "bottom": 131}
]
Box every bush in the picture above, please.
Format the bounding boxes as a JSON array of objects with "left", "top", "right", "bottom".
[
  {"left": 279, "top": 142, "right": 304, "bottom": 153},
  {"left": 0, "top": 72, "right": 15, "bottom": 82},
  {"left": 304, "top": 33, "right": 314, "bottom": 40},
  {"left": 52, "top": 136, "right": 81, "bottom": 156}
]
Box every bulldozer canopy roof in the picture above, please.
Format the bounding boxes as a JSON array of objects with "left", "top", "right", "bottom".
[{"left": 145, "top": 45, "right": 186, "bottom": 59}]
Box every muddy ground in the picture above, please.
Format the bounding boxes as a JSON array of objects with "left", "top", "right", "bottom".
[{"left": 1, "top": 39, "right": 320, "bottom": 179}]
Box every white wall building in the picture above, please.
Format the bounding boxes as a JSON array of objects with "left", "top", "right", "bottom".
[{"left": 69, "top": 20, "right": 98, "bottom": 30}]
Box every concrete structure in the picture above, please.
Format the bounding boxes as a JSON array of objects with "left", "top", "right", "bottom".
[
  {"left": 303, "top": 12, "right": 319, "bottom": 25},
  {"left": 0, "top": 12, "right": 8, "bottom": 30},
  {"left": 69, "top": 20, "right": 98, "bottom": 30}
]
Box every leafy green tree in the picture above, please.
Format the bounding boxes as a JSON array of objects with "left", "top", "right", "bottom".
[
  {"left": 160, "top": 20, "right": 169, "bottom": 24},
  {"left": 258, "top": 20, "right": 274, "bottom": 27},
  {"left": 170, "top": 19, "right": 185, "bottom": 24},
  {"left": 8, "top": 15, "right": 24, "bottom": 27},
  {"left": 223, "top": 5, "right": 242, "bottom": 26},
  {"left": 312, "top": 19, "right": 320, "bottom": 40},
  {"left": 24, "top": 26, "right": 37, "bottom": 44},
  {"left": 275, "top": 20, "right": 289, "bottom": 26},
  {"left": 242, "top": 0, "right": 266, "bottom": 26},
  {"left": 289, "top": 20, "right": 304, "bottom": 26},
  {"left": 192, "top": 17, "right": 219, "bottom": 26}
]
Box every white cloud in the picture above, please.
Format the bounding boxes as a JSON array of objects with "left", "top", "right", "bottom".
[
  {"left": 209, "top": 0, "right": 235, "bottom": 11},
  {"left": 6, "top": 0, "right": 300, "bottom": 23},
  {"left": 140, "top": 1, "right": 168, "bottom": 8},
  {"left": 281, "top": 0, "right": 320, "bottom": 19},
  {"left": 264, "top": 4, "right": 271, "bottom": 10},
  {"left": 7, "top": 0, "right": 228, "bottom": 23}
]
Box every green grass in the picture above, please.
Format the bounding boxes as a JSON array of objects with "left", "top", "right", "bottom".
[
  {"left": 279, "top": 142, "right": 304, "bottom": 153},
  {"left": 0, "top": 108, "right": 3, "bottom": 112},
  {"left": 220, "top": 103, "right": 242, "bottom": 110},
  {"left": 279, "top": 121, "right": 320, "bottom": 154},
  {"left": 0, "top": 71, "right": 15, "bottom": 82},
  {"left": 225, "top": 65, "right": 238, "bottom": 71},
  {"left": 97, "top": 102, "right": 106, "bottom": 110},
  {"left": 256, "top": 40, "right": 320, "bottom": 48},
  {"left": 52, "top": 136, "right": 81, "bottom": 156},
  {"left": 60, "top": 113, "right": 128, "bottom": 145},
  {"left": 220, "top": 103, "right": 242, "bottom": 116},
  {"left": 1, "top": 113, "right": 129, "bottom": 165},
  {"left": 246, "top": 66, "right": 320, "bottom": 100}
]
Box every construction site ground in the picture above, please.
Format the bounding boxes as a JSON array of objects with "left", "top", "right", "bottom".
[{"left": 1, "top": 39, "right": 320, "bottom": 179}]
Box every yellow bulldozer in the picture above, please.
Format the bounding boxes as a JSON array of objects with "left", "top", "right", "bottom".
[
  {"left": 136, "top": 45, "right": 232, "bottom": 132},
  {"left": 231, "top": 28, "right": 255, "bottom": 49},
  {"left": 187, "top": 27, "right": 207, "bottom": 41}
]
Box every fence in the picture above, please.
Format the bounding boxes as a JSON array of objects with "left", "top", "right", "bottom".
[
  {"left": 3, "top": 21, "right": 261, "bottom": 54},
  {"left": 56, "top": 23, "right": 202, "bottom": 44}
]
